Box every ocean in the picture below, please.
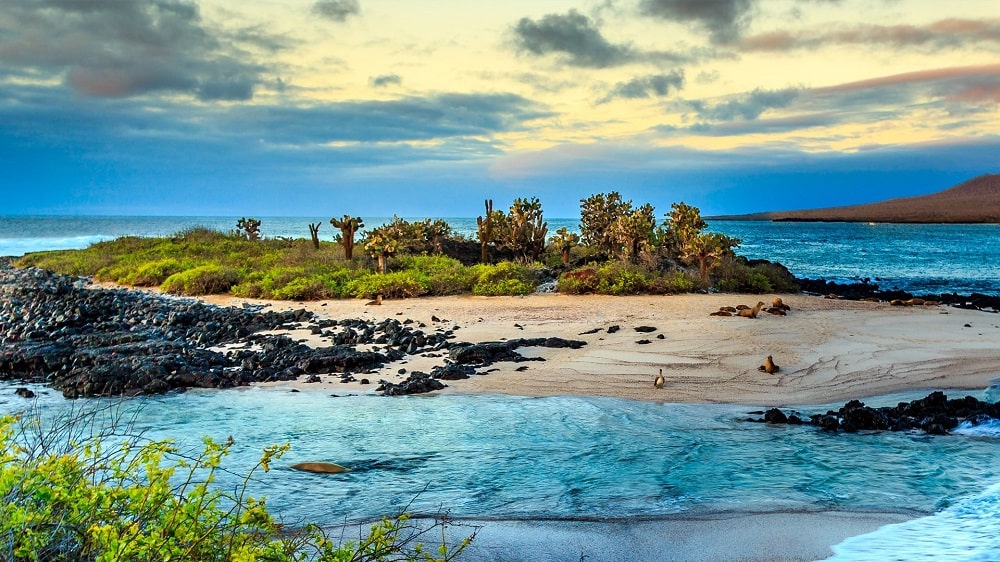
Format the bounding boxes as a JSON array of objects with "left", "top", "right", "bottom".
[
  {"left": 1, "top": 215, "right": 998, "bottom": 295},
  {"left": 3, "top": 384, "right": 1000, "bottom": 560},
  {"left": 1, "top": 214, "right": 999, "bottom": 559}
]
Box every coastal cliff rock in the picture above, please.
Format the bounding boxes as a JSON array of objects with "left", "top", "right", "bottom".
[{"left": 752, "top": 391, "right": 1000, "bottom": 435}]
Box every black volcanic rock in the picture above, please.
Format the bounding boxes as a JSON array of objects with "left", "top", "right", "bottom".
[
  {"left": 754, "top": 391, "right": 1000, "bottom": 435},
  {"left": 0, "top": 261, "right": 591, "bottom": 399}
]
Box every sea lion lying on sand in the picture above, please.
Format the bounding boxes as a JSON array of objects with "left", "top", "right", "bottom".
[
  {"left": 365, "top": 294, "right": 383, "bottom": 306},
  {"left": 771, "top": 297, "right": 790, "bottom": 311}
]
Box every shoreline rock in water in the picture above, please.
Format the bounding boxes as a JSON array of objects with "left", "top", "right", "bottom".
[
  {"left": 750, "top": 391, "right": 1000, "bottom": 435},
  {"left": 0, "top": 262, "right": 587, "bottom": 399}
]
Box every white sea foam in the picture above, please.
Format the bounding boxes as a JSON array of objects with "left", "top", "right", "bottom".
[
  {"left": 823, "top": 482, "right": 1000, "bottom": 561},
  {"left": 0, "top": 235, "right": 112, "bottom": 257},
  {"left": 952, "top": 418, "right": 1000, "bottom": 438}
]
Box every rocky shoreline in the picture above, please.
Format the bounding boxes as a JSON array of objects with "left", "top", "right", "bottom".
[
  {"left": 0, "top": 261, "right": 585, "bottom": 399},
  {"left": 751, "top": 391, "right": 999, "bottom": 435},
  {"left": 796, "top": 277, "right": 1000, "bottom": 313}
]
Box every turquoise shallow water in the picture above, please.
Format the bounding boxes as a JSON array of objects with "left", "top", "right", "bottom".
[
  {"left": 1, "top": 216, "right": 998, "bottom": 295},
  {"left": 4, "top": 384, "right": 998, "bottom": 551}
]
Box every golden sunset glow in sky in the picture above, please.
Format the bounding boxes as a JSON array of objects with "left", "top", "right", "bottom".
[{"left": 1, "top": 0, "right": 997, "bottom": 216}]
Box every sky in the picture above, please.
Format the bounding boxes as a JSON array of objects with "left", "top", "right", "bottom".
[{"left": 0, "top": 0, "right": 998, "bottom": 218}]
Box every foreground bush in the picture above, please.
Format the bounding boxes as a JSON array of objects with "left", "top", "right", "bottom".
[
  {"left": 469, "top": 262, "right": 537, "bottom": 296},
  {"left": 161, "top": 265, "right": 241, "bottom": 295},
  {"left": 0, "top": 406, "right": 472, "bottom": 561},
  {"left": 713, "top": 256, "right": 799, "bottom": 294}
]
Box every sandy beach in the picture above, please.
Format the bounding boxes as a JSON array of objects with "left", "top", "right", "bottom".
[{"left": 201, "top": 292, "right": 1000, "bottom": 407}]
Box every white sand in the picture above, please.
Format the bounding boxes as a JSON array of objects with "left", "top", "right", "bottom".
[
  {"left": 201, "top": 292, "right": 1000, "bottom": 406},
  {"left": 446, "top": 511, "right": 915, "bottom": 562}
]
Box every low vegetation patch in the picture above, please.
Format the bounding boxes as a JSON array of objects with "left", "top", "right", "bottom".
[{"left": 16, "top": 200, "right": 800, "bottom": 300}]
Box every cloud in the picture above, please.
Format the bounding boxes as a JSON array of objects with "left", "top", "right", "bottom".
[
  {"left": 639, "top": 0, "right": 753, "bottom": 44},
  {"left": 742, "top": 19, "right": 1000, "bottom": 52},
  {"left": 245, "top": 93, "right": 552, "bottom": 144},
  {"left": 511, "top": 10, "right": 633, "bottom": 68},
  {"left": 813, "top": 64, "right": 1000, "bottom": 107},
  {"left": 599, "top": 71, "right": 685, "bottom": 103},
  {"left": 688, "top": 87, "right": 801, "bottom": 121},
  {"left": 0, "top": 0, "right": 264, "bottom": 101},
  {"left": 312, "top": 0, "right": 360, "bottom": 22},
  {"left": 370, "top": 74, "right": 402, "bottom": 88}
]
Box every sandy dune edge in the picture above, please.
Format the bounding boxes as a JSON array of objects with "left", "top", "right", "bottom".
[{"left": 199, "top": 293, "right": 1000, "bottom": 406}]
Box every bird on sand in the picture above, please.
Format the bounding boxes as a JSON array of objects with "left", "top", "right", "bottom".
[{"left": 654, "top": 368, "right": 665, "bottom": 389}]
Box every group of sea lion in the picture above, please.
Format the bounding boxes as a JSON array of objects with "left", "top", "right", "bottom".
[
  {"left": 890, "top": 297, "right": 938, "bottom": 307},
  {"left": 710, "top": 297, "right": 790, "bottom": 318}
]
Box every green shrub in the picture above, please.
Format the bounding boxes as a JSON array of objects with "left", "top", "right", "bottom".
[
  {"left": 749, "top": 261, "right": 799, "bottom": 293},
  {"left": 161, "top": 265, "right": 240, "bottom": 295},
  {"left": 0, "top": 408, "right": 473, "bottom": 562},
  {"left": 648, "top": 270, "right": 700, "bottom": 294},
  {"left": 558, "top": 263, "right": 649, "bottom": 295},
  {"left": 347, "top": 271, "right": 430, "bottom": 299},
  {"left": 713, "top": 256, "right": 796, "bottom": 294},
  {"left": 272, "top": 276, "right": 335, "bottom": 300},
  {"left": 470, "top": 262, "right": 536, "bottom": 296},
  {"left": 595, "top": 263, "right": 648, "bottom": 295},
  {"left": 395, "top": 255, "right": 476, "bottom": 295},
  {"left": 129, "top": 258, "right": 187, "bottom": 286}
]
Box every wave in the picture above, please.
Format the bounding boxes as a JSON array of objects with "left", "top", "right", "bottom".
[
  {"left": 823, "top": 482, "right": 1000, "bottom": 561},
  {"left": 952, "top": 418, "right": 1000, "bottom": 438},
  {"left": 0, "top": 236, "right": 114, "bottom": 257}
]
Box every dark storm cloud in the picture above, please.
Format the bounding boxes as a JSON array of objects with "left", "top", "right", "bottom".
[
  {"left": 689, "top": 87, "right": 801, "bottom": 121},
  {"left": 510, "top": 10, "right": 696, "bottom": 67},
  {"left": 598, "top": 71, "right": 685, "bottom": 103},
  {"left": 511, "top": 10, "right": 634, "bottom": 67},
  {"left": 370, "top": 74, "right": 402, "bottom": 88},
  {"left": 742, "top": 19, "right": 1000, "bottom": 52},
  {"left": 0, "top": 0, "right": 265, "bottom": 101},
  {"left": 639, "top": 0, "right": 753, "bottom": 44},
  {"left": 312, "top": 0, "right": 360, "bottom": 22}
]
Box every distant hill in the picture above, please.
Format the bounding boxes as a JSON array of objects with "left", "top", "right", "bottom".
[{"left": 715, "top": 174, "right": 1000, "bottom": 223}]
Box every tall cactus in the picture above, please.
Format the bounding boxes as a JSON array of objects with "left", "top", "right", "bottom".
[
  {"left": 476, "top": 199, "right": 496, "bottom": 264},
  {"left": 364, "top": 231, "right": 399, "bottom": 274},
  {"left": 503, "top": 197, "right": 547, "bottom": 262},
  {"left": 308, "top": 222, "right": 321, "bottom": 250},
  {"left": 551, "top": 227, "right": 580, "bottom": 264},
  {"left": 330, "top": 215, "right": 364, "bottom": 260},
  {"left": 236, "top": 217, "right": 261, "bottom": 241}
]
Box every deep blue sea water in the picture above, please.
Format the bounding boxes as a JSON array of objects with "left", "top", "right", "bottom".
[
  {"left": 1, "top": 215, "right": 999, "bottom": 558},
  {"left": 1, "top": 215, "right": 997, "bottom": 295}
]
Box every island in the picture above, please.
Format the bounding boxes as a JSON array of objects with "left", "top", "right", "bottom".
[{"left": 713, "top": 173, "right": 1000, "bottom": 223}]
